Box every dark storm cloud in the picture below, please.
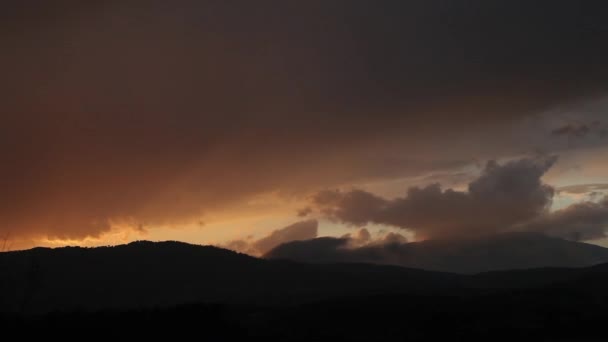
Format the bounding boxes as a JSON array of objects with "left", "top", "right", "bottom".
[
  {"left": 2, "top": 1, "right": 608, "bottom": 240},
  {"left": 314, "top": 157, "right": 557, "bottom": 239}
]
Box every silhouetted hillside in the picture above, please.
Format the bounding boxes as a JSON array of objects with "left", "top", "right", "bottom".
[
  {"left": 3, "top": 239, "right": 608, "bottom": 317},
  {"left": 6, "top": 290, "right": 608, "bottom": 341},
  {"left": 3, "top": 240, "right": 608, "bottom": 340},
  {"left": 0, "top": 241, "right": 459, "bottom": 313},
  {"left": 265, "top": 232, "right": 608, "bottom": 273}
]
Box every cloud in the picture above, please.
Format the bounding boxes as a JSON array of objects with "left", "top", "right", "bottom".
[
  {"left": 313, "top": 157, "right": 608, "bottom": 241},
  {"left": 224, "top": 220, "right": 318, "bottom": 256},
  {"left": 341, "top": 228, "right": 408, "bottom": 248},
  {"left": 383, "top": 232, "right": 409, "bottom": 244},
  {"left": 314, "top": 157, "right": 557, "bottom": 239},
  {"left": 344, "top": 228, "right": 372, "bottom": 246},
  {"left": 254, "top": 220, "right": 319, "bottom": 255},
  {"left": 297, "top": 207, "right": 313, "bottom": 218},
  {"left": 551, "top": 121, "right": 607, "bottom": 140},
  {"left": 2, "top": 1, "right": 608, "bottom": 241},
  {"left": 520, "top": 197, "right": 608, "bottom": 241},
  {"left": 226, "top": 223, "right": 407, "bottom": 258},
  {"left": 558, "top": 184, "right": 608, "bottom": 195},
  {"left": 264, "top": 227, "right": 408, "bottom": 264},
  {"left": 552, "top": 124, "right": 591, "bottom": 138},
  {"left": 314, "top": 190, "right": 389, "bottom": 227}
]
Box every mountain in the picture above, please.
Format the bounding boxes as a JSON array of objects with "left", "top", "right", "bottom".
[
  {"left": 3, "top": 240, "right": 608, "bottom": 341},
  {"left": 3, "top": 238, "right": 608, "bottom": 315},
  {"left": 0, "top": 241, "right": 459, "bottom": 313},
  {"left": 265, "top": 232, "right": 608, "bottom": 273}
]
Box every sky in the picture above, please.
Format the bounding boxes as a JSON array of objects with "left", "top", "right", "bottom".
[{"left": 2, "top": 1, "right": 608, "bottom": 252}]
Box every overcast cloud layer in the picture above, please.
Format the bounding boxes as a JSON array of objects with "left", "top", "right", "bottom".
[{"left": 2, "top": 1, "right": 608, "bottom": 242}]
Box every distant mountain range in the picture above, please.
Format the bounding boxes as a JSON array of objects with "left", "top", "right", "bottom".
[
  {"left": 2, "top": 234, "right": 608, "bottom": 313},
  {"left": 266, "top": 232, "right": 608, "bottom": 273}
]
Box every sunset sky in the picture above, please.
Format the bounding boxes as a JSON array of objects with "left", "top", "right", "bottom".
[{"left": 2, "top": 1, "right": 608, "bottom": 252}]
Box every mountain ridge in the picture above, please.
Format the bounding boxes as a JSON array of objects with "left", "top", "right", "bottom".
[
  {"left": 266, "top": 232, "right": 608, "bottom": 273},
  {"left": 2, "top": 236, "right": 608, "bottom": 314}
]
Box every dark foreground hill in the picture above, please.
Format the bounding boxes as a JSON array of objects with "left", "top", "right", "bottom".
[
  {"left": 266, "top": 232, "right": 608, "bottom": 273},
  {"left": 0, "top": 241, "right": 458, "bottom": 313},
  {"left": 2, "top": 240, "right": 608, "bottom": 340},
  {"left": 5, "top": 290, "right": 608, "bottom": 341},
  {"left": 2, "top": 239, "right": 608, "bottom": 313}
]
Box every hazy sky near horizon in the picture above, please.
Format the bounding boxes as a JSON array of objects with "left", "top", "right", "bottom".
[{"left": 2, "top": 1, "right": 608, "bottom": 251}]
